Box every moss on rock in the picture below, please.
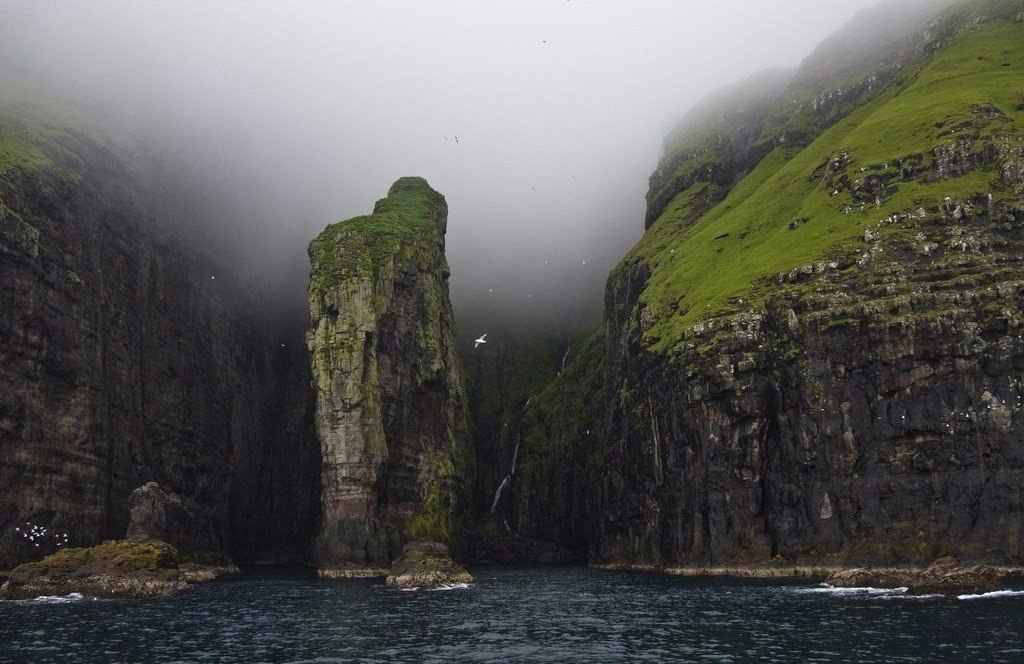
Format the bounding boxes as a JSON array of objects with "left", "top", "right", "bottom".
[
  {"left": 0, "top": 540, "right": 182, "bottom": 599},
  {"left": 308, "top": 177, "right": 472, "bottom": 569}
]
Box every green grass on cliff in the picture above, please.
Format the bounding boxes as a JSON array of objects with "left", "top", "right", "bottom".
[
  {"left": 0, "top": 80, "right": 98, "bottom": 173},
  {"left": 309, "top": 177, "right": 447, "bottom": 290},
  {"left": 630, "top": 18, "right": 1024, "bottom": 353}
]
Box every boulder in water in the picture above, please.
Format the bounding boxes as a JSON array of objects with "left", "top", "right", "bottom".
[{"left": 385, "top": 539, "right": 473, "bottom": 589}]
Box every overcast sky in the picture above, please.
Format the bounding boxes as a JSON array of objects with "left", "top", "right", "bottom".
[{"left": 0, "top": 0, "right": 886, "bottom": 327}]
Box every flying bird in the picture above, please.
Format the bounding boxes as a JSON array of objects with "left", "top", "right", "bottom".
[{"left": 474, "top": 334, "right": 488, "bottom": 348}]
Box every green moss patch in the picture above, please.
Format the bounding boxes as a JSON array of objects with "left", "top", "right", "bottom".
[{"left": 309, "top": 176, "right": 446, "bottom": 290}]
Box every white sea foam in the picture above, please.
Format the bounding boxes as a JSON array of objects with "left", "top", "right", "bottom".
[
  {"left": 397, "top": 582, "right": 472, "bottom": 593},
  {"left": 958, "top": 590, "right": 1024, "bottom": 601},
  {"left": 429, "top": 583, "right": 472, "bottom": 592},
  {"left": 793, "top": 585, "right": 908, "bottom": 597},
  {"left": 29, "top": 592, "right": 91, "bottom": 604}
]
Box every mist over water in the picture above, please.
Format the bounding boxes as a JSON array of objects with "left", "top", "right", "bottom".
[{"left": 0, "top": 0, "right": 885, "bottom": 331}]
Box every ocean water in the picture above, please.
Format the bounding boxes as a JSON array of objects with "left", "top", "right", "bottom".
[{"left": 2, "top": 565, "right": 1023, "bottom": 663}]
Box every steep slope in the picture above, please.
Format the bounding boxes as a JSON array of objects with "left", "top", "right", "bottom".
[
  {"left": 514, "top": 0, "right": 1024, "bottom": 567},
  {"left": 0, "top": 94, "right": 319, "bottom": 568},
  {"left": 308, "top": 177, "right": 473, "bottom": 570}
]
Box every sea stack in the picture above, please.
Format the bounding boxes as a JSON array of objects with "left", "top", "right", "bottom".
[{"left": 307, "top": 177, "right": 473, "bottom": 575}]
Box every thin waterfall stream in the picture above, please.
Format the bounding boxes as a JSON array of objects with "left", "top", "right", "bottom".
[
  {"left": 558, "top": 342, "right": 571, "bottom": 375},
  {"left": 490, "top": 395, "right": 532, "bottom": 513}
]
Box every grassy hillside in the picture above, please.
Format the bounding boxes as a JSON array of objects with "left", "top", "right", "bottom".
[
  {"left": 0, "top": 79, "right": 104, "bottom": 174},
  {"left": 625, "top": 10, "right": 1024, "bottom": 353}
]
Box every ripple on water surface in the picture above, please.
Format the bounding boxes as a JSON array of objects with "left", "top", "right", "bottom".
[{"left": 1, "top": 566, "right": 1023, "bottom": 663}]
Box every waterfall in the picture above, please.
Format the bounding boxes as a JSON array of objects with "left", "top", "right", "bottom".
[
  {"left": 558, "top": 342, "right": 571, "bottom": 375},
  {"left": 490, "top": 396, "right": 531, "bottom": 513},
  {"left": 490, "top": 476, "right": 511, "bottom": 513},
  {"left": 490, "top": 433, "right": 521, "bottom": 513}
]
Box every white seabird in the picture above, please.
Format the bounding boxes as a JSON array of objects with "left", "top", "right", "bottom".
[{"left": 474, "top": 334, "right": 487, "bottom": 349}]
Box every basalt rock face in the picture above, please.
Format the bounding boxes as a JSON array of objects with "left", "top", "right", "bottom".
[
  {"left": 512, "top": 1, "right": 1024, "bottom": 568},
  {"left": 0, "top": 107, "right": 319, "bottom": 568},
  {"left": 308, "top": 177, "right": 472, "bottom": 569},
  {"left": 599, "top": 230, "right": 1024, "bottom": 567}
]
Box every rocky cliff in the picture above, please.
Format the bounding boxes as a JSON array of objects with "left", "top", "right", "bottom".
[
  {"left": 308, "top": 177, "right": 472, "bottom": 569},
  {"left": 0, "top": 100, "right": 319, "bottom": 568},
  {"left": 507, "top": 0, "right": 1024, "bottom": 567}
]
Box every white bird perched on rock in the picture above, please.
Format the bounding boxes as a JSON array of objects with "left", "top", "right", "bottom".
[{"left": 474, "top": 334, "right": 487, "bottom": 348}]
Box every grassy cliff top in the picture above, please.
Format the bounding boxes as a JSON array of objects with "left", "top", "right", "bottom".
[
  {"left": 0, "top": 78, "right": 103, "bottom": 174},
  {"left": 621, "top": 7, "right": 1024, "bottom": 354},
  {"left": 308, "top": 177, "right": 448, "bottom": 290}
]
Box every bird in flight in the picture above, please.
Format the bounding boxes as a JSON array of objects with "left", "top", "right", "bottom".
[{"left": 474, "top": 334, "right": 488, "bottom": 348}]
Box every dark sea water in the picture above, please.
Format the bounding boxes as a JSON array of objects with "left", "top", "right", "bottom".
[{"left": 2, "top": 565, "right": 1024, "bottom": 663}]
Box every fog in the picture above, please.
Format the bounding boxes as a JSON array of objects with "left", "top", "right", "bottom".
[{"left": 0, "top": 0, "right": 885, "bottom": 332}]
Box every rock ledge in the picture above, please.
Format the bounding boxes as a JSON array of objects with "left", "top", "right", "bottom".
[{"left": 825, "top": 557, "right": 1004, "bottom": 596}]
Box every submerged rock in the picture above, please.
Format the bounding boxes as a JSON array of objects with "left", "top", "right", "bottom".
[
  {"left": 385, "top": 539, "right": 473, "bottom": 589},
  {"left": 825, "top": 557, "right": 1004, "bottom": 596},
  {"left": 0, "top": 540, "right": 205, "bottom": 600}
]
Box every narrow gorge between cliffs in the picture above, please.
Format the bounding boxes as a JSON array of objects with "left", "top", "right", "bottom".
[{"left": 3, "top": 0, "right": 1024, "bottom": 660}]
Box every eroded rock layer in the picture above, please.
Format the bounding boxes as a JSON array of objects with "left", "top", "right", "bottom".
[{"left": 308, "top": 177, "right": 472, "bottom": 568}]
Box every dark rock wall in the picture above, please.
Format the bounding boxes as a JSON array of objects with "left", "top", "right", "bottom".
[
  {"left": 0, "top": 136, "right": 318, "bottom": 568},
  {"left": 598, "top": 201, "right": 1024, "bottom": 566}
]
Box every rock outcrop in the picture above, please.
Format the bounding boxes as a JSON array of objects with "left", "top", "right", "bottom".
[
  {"left": 385, "top": 539, "right": 473, "bottom": 589},
  {"left": 126, "top": 482, "right": 222, "bottom": 559},
  {"left": 0, "top": 539, "right": 221, "bottom": 600},
  {"left": 825, "top": 557, "right": 1005, "bottom": 596},
  {"left": 308, "top": 177, "right": 472, "bottom": 571},
  {"left": 0, "top": 97, "right": 319, "bottom": 569}
]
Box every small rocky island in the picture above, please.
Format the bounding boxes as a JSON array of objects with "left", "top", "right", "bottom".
[
  {"left": 0, "top": 539, "right": 220, "bottom": 600},
  {"left": 385, "top": 540, "right": 474, "bottom": 590},
  {"left": 0, "top": 482, "right": 238, "bottom": 600}
]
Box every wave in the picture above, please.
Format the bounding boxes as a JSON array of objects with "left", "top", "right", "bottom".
[
  {"left": 397, "top": 582, "right": 473, "bottom": 593},
  {"left": 429, "top": 583, "right": 472, "bottom": 592},
  {"left": 796, "top": 585, "right": 1024, "bottom": 601},
  {"left": 957, "top": 590, "right": 1024, "bottom": 601},
  {"left": 28, "top": 592, "right": 93, "bottom": 604},
  {"left": 792, "top": 585, "right": 908, "bottom": 597}
]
